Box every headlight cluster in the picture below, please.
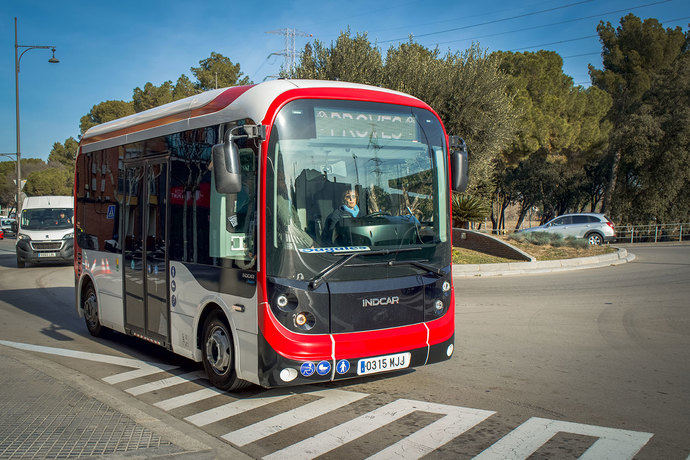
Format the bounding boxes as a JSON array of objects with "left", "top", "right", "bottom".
[
  {"left": 17, "top": 233, "right": 30, "bottom": 241},
  {"left": 62, "top": 232, "right": 74, "bottom": 240}
]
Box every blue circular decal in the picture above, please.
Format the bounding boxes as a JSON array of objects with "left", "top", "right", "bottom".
[
  {"left": 171, "top": 280, "right": 176, "bottom": 292},
  {"left": 300, "top": 362, "right": 315, "bottom": 377},
  {"left": 171, "top": 295, "right": 177, "bottom": 307},
  {"left": 316, "top": 361, "right": 331, "bottom": 376},
  {"left": 336, "top": 359, "right": 350, "bottom": 374},
  {"left": 170, "top": 265, "right": 176, "bottom": 278}
]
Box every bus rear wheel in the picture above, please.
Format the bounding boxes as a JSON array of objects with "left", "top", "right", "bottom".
[
  {"left": 202, "top": 312, "right": 250, "bottom": 391},
  {"left": 83, "top": 284, "right": 103, "bottom": 337}
]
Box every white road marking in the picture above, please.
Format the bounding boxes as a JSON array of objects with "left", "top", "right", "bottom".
[
  {"left": 265, "top": 398, "right": 494, "bottom": 460},
  {"left": 222, "top": 388, "right": 368, "bottom": 446},
  {"left": 125, "top": 370, "right": 206, "bottom": 396},
  {"left": 473, "top": 417, "right": 653, "bottom": 460},
  {"left": 185, "top": 393, "right": 292, "bottom": 427},
  {"left": 103, "top": 367, "right": 178, "bottom": 384},
  {"left": 1, "top": 340, "right": 656, "bottom": 459},
  {"left": 0, "top": 339, "right": 173, "bottom": 370},
  {"left": 154, "top": 387, "right": 226, "bottom": 411}
]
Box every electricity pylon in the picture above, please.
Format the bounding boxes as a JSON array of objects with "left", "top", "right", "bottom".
[{"left": 266, "top": 28, "right": 312, "bottom": 77}]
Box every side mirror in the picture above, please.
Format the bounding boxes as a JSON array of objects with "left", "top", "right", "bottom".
[
  {"left": 449, "top": 136, "right": 469, "bottom": 192},
  {"left": 212, "top": 138, "right": 242, "bottom": 194}
]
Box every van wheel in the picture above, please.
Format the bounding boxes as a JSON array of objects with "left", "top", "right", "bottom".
[
  {"left": 83, "top": 284, "right": 103, "bottom": 337},
  {"left": 202, "top": 312, "right": 251, "bottom": 391},
  {"left": 587, "top": 232, "right": 603, "bottom": 246},
  {"left": 16, "top": 257, "right": 25, "bottom": 268}
]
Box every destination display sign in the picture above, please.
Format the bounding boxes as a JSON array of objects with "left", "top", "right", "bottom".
[{"left": 314, "top": 108, "right": 417, "bottom": 141}]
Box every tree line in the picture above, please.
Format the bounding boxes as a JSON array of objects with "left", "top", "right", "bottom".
[{"left": 1, "top": 13, "right": 687, "bottom": 226}]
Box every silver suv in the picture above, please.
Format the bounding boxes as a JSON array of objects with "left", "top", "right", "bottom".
[{"left": 520, "top": 213, "right": 616, "bottom": 245}]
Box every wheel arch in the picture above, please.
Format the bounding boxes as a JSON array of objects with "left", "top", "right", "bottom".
[
  {"left": 76, "top": 273, "right": 97, "bottom": 318},
  {"left": 192, "top": 299, "right": 244, "bottom": 377}
]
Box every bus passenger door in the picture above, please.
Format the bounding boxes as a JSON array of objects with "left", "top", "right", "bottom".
[
  {"left": 123, "top": 159, "right": 170, "bottom": 344},
  {"left": 123, "top": 165, "right": 146, "bottom": 333},
  {"left": 144, "top": 162, "right": 169, "bottom": 341}
]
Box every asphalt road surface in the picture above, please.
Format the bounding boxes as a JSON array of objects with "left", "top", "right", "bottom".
[{"left": 0, "top": 237, "right": 687, "bottom": 459}]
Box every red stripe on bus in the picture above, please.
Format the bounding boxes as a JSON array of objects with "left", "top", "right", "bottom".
[
  {"left": 260, "top": 302, "right": 454, "bottom": 361},
  {"left": 81, "top": 85, "right": 256, "bottom": 145}
]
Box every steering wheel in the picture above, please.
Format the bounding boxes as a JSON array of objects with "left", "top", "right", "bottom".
[{"left": 365, "top": 211, "right": 391, "bottom": 217}]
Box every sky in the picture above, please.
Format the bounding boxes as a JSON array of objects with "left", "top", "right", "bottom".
[{"left": 1, "top": 0, "right": 687, "bottom": 162}]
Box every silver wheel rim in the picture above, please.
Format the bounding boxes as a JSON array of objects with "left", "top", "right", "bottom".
[
  {"left": 205, "top": 325, "right": 231, "bottom": 375},
  {"left": 588, "top": 234, "right": 601, "bottom": 245},
  {"left": 84, "top": 293, "right": 98, "bottom": 328}
]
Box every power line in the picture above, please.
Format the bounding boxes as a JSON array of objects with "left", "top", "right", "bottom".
[
  {"left": 378, "top": 0, "right": 596, "bottom": 43},
  {"left": 425, "top": 0, "right": 673, "bottom": 47},
  {"left": 509, "top": 34, "right": 597, "bottom": 51}
]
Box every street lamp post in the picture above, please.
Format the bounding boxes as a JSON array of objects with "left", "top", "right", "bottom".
[{"left": 14, "top": 16, "right": 59, "bottom": 217}]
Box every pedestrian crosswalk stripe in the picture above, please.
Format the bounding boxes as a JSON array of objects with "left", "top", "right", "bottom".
[
  {"left": 154, "top": 387, "right": 226, "bottom": 411},
  {"left": 185, "top": 393, "right": 293, "bottom": 427},
  {"left": 222, "top": 389, "right": 368, "bottom": 447},
  {"left": 125, "top": 370, "right": 205, "bottom": 396},
  {"left": 1, "top": 340, "right": 657, "bottom": 459},
  {"left": 473, "top": 417, "right": 653, "bottom": 460},
  {"left": 265, "top": 398, "right": 494, "bottom": 460}
]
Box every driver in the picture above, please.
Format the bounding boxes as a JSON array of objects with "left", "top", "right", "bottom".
[
  {"left": 321, "top": 188, "right": 361, "bottom": 245},
  {"left": 57, "top": 211, "right": 71, "bottom": 225}
]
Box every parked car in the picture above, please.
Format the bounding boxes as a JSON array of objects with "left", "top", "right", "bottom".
[
  {"left": 0, "top": 218, "right": 16, "bottom": 236},
  {"left": 519, "top": 213, "right": 615, "bottom": 245},
  {"left": 0, "top": 228, "right": 4, "bottom": 239}
]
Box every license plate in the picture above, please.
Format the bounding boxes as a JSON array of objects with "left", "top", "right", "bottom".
[
  {"left": 38, "top": 252, "right": 57, "bottom": 258},
  {"left": 357, "top": 352, "right": 411, "bottom": 376}
]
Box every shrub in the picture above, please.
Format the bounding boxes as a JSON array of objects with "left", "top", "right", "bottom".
[{"left": 509, "top": 231, "right": 588, "bottom": 248}]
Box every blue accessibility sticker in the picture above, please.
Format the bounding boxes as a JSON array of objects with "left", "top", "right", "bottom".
[
  {"left": 106, "top": 205, "right": 116, "bottom": 219},
  {"left": 316, "top": 360, "right": 331, "bottom": 376},
  {"left": 170, "top": 265, "right": 176, "bottom": 278},
  {"left": 300, "top": 362, "right": 315, "bottom": 377},
  {"left": 336, "top": 359, "right": 350, "bottom": 374}
]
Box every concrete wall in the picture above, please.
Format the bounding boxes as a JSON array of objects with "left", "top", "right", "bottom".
[{"left": 452, "top": 228, "right": 533, "bottom": 261}]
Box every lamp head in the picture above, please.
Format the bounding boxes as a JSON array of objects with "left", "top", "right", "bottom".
[{"left": 48, "top": 48, "right": 59, "bottom": 64}]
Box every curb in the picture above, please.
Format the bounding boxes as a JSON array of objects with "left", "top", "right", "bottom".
[{"left": 452, "top": 247, "right": 635, "bottom": 277}]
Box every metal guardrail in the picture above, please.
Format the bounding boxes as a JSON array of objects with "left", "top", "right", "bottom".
[{"left": 613, "top": 223, "right": 689, "bottom": 243}]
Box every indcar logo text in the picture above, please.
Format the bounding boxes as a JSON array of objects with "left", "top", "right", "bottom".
[{"left": 362, "top": 296, "right": 400, "bottom": 307}]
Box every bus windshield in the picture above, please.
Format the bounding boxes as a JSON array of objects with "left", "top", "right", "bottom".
[{"left": 266, "top": 99, "right": 450, "bottom": 281}]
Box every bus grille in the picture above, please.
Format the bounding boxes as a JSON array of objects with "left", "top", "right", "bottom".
[{"left": 31, "top": 241, "right": 63, "bottom": 251}]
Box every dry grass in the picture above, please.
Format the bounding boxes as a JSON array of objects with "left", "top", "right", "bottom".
[
  {"left": 503, "top": 238, "right": 616, "bottom": 261},
  {"left": 452, "top": 247, "right": 514, "bottom": 264}
]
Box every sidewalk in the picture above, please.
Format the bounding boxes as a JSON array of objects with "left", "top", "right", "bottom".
[
  {"left": 0, "top": 344, "right": 248, "bottom": 459},
  {"left": 452, "top": 247, "right": 635, "bottom": 277}
]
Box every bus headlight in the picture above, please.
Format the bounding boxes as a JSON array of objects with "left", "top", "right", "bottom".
[
  {"left": 293, "top": 311, "right": 315, "bottom": 330},
  {"left": 277, "top": 295, "right": 289, "bottom": 308},
  {"left": 434, "top": 300, "right": 444, "bottom": 312},
  {"left": 442, "top": 281, "right": 451, "bottom": 292}
]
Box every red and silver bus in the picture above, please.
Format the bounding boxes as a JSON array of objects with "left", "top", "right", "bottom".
[{"left": 74, "top": 80, "right": 468, "bottom": 390}]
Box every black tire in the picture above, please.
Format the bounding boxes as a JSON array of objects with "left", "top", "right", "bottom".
[
  {"left": 201, "top": 312, "right": 251, "bottom": 391},
  {"left": 586, "top": 232, "right": 603, "bottom": 246},
  {"left": 83, "top": 284, "right": 103, "bottom": 337},
  {"left": 16, "top": 257, "right": 25, "bottom": 268}
]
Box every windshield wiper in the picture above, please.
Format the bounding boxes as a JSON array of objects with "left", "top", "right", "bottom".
[
  {"left": 309, "top": 247, "right": 423, "bottom": 290},
  {"left": 386, "top": 259, "right": 444, "bottom": 277}
]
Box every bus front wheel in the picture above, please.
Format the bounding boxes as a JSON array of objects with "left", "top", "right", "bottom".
[
  {"left": 83, "top": 284, "right": 103, "bottom": 337},
  {"left": 202, "top": 312, "right": 250, "bottom": 391}
]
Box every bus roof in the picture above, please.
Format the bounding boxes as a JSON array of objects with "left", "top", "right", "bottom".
[{"left": 80, "top": 80, "right": 427, "bottom": 152}]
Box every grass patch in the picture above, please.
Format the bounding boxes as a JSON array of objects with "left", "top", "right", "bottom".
[
  {"left": 504, "top": 232, "right": 616, "bottom": 261},
  {"left": 452, "top": 247, "right": 513, "bottom": 264}
]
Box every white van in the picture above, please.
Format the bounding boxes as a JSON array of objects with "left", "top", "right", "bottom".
[{"left": 16, "top": 196, "right": 74, "bottom": 268}]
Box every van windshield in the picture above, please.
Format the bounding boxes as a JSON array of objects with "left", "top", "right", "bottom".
[{"left": 21, "top": 208, "right": 73, "bottom": 230}]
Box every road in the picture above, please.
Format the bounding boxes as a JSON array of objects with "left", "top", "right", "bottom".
[{"left": 0, "top": 238, "right": 688, "bottom": 458}]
